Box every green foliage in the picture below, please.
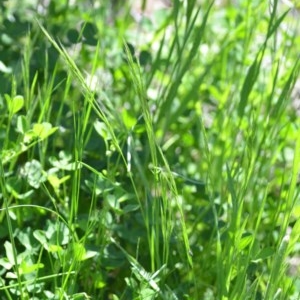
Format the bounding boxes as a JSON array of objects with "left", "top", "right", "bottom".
[{"left": 0, "top": 0, "right": 300, "bottom": 299}]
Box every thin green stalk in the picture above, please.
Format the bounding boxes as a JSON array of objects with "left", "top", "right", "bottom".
[{"left": 0, "top": 161, "right": 24, "bottom": 299}]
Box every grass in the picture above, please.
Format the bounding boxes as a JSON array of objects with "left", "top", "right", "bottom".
[{"left": 0, "top": 0, "right": 300, "bottom": 299}]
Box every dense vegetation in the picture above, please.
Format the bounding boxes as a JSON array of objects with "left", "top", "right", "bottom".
[{"left": 0, "top": 0, "right": 300, "bottom": 299}]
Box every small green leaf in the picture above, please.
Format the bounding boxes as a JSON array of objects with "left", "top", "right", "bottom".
[
  {"left": 6, "top": 272, "right": 17, "bottom": 279},
  {"left": 94, "top": 120, "right": 112, "bottom": 140},
  {"left": 238, "top": 56, "right": 260, "bottom": 118},
  {"left": 23, "top": 122, "right": 58, "bottom": 144},
  {"left": 7, "top": 95, "right": 24, "bottom": 115},
  {"left": 82, "top": 22, "right": 98, "bottom": 43},
  {"left": 4, "top": 241, "right": 15, "bottom": 266},
  {"left": 48, "top": 174, "right": 70, "bottom": 191},
  {"left": 106, "top": 194, "right": 120, "bottom": 210},
  {"left": 73, "top": 243, "right": 86, "bottom": 262},
  {"left": 33, "top": 230, "right": 48, "bottom": 250},
  {"left": 0, "top": 257, "right": 13, "bottom": 270},
  {"left": 32, "top": 122, "right": 58, "bottom": 139},
  {"left": 140, "top": 288, "right": 156, "bottom": 299},
  {"left": 0, "top": 61, "right": 12, "bottom": 73},
  {"left": 19, "top": 261, "right": 44, "bottom": 275},
  {"left": 122, "top": 109, "right": 136, "bottom": 129},
  {"left": 237, "top": 233, "right": 253, "bottom": 251},
  {"left": 139, "top": 50, "right": 152, "bottom": 66},
  {"left": 21, "top": 159, "right": 46, "bottom": 188},
  {"left": 94, "top": 276, "right": 106, "bottom": 289},
  {"left": 123, "top": 204, "right": 140, "bottom": 213},
  {"left": 67, "top": 28, "right": 80, "bottom": 44},
  {"left": 23, "top": 130, "right": 37, "bottom": 144},
  {"left": 49, "top": 151, "right": 77, "bottom": 170},
  {"left": 16, "top": 227, "right": 34, "bottom": 250},
  {"left": 49, "top": 244, "right": 63, "bottom": 253},
  {"left": 253, "top": 247, "right": 275, "bottom": 262},
  {"left": 16, "top": 115, "right": 28, "bottom": 134},
  {"left": 83, "top": 249, "right": 98, "bottom": 260}
]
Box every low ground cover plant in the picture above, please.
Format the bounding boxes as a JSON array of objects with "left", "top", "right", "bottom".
[{"left": 0, "top": 0, "right": 300, "bottom": 299}]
